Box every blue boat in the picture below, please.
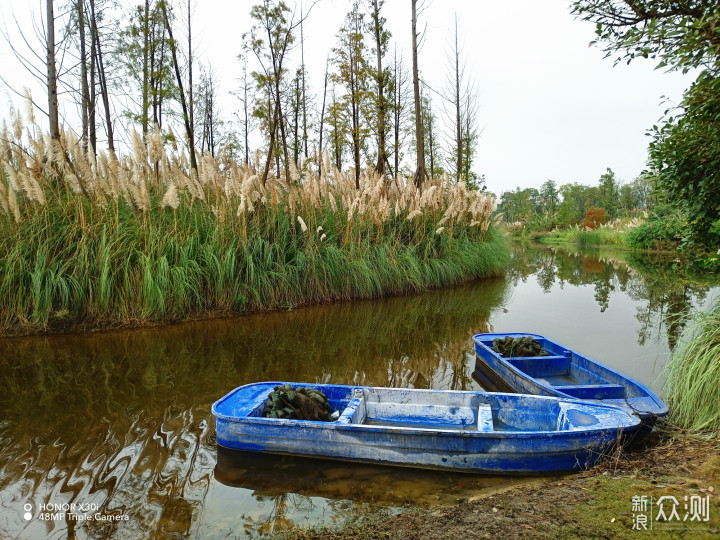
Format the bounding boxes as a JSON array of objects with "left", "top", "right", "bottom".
[
  {"left": 212, "top": 382, "right": 640, "bottom": 474},
  {"left": 472, "top": 333, "right": 668, "bottom": 428}
]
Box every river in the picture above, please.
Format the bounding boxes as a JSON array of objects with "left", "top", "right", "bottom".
[{"left": 1, "top": 242, "right": 717, "bottom": 538}]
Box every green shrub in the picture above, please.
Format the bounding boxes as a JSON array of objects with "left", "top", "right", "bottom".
[{"left": 625, "top": 207, "right": 687, "bottom": 250}]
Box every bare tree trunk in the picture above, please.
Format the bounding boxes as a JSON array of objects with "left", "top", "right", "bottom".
[
  {"left": 88, "top": 1, "right": 97, "bottom": 152},
  {"left": 393, "top": 47, "right": 400, "bottom": 178},
  {"left": 47, "top": 0, "right": 60, "bottom": 140},
  {"left": 293, "top": 73, "right": 300, "bottom": 165},
  {"left": 411, "top": 0, "right": 424, "bottom": 187},
  {"left": 187, "top": 0, "right": 194, "bottom": 150},
  {"left": 372, "top": 0, "right": 387, "bottom": 175},
  {"left": 261, "top": 99, "right": 278, "bottom": 186},
  {"left": 90, "top": 0, "right": 112, "bottom": 151},
  {"left": 161, "top": 2, "right": 197, "bottom": 171},
  {"left": 242, "top": 60, "right": 249, "bottom": 165},
  {"left": 77, "top": 0, "right": 90, "bottom": 149},
  {"left": 318, "top": 58, "right": 328, "bottom": 177},
  {"left": 300, "top": 1, "right": 308, "bottom": 160},
  {"left": 142, "top": 0, "right": 150, "bottom": 135},
  {"left": 453, "top": 16, "right": 462, "bottom": 183}
]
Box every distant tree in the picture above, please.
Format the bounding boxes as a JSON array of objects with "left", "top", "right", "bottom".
[
  {"left": 630, "top": 172, "right": 658, "bottom": 211},
  {"left": 160, "top": 1, "right": 197, "bottom": 170},
  {"left": 444, "top": 14, "right": 479, "bottom": 187},
  {"left": 317, "top": 57, "right": 329, "bottom": 175},
  {"left": 411, "top": 0, "right": 425, "bottom": 187},
  {"left": 117, "top": 1, "right": 177, "bottom": 136},
  {"left": 368, "top": 0, "right": 391, "bottom": 175},
  {"left": 572, "top": 0, "right": 720, "bottom": 247},
  {"left": 539, "top": 180, "right": 559, "bottom": 214},
  {"left": 597, "top": 168, "right": 619, "bottom": 217},
  {"left": 390, "top": 46, "right": 410, "bottom": 178},
  {"left": 326, "top": 85, "right": 347, "bottom": 170},
  {"left": 244, "top": 0, "right": 300, "bottom": 185},
  {"left": 420, "top": 91, "right": 443, "bottom": 177},
  {"left": 618, "top": 183, "right": 635, "bottom": 215},
  {"left": 331, "top": 2, "right": 370, "bottom": 189},
  {"left": 500, "top": 187, "right": 539, "bottom": 223},
  {"left": 581, "top": 207, "right": 609, "bottom": 229},
  {"left": 46, "top": 0, "right": 60, "bottom": 141},
  {"left": 557, "top": 183, "right": 597, "bottom": 227}
]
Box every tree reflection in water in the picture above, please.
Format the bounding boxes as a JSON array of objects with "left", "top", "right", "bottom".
[{"left": 507, "top": 242, "right": 720, "bottom": 350}]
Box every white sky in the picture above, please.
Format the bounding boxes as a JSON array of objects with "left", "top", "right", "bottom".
[{"left": 1, "top": 0, "right": 695, "bottom": 195}]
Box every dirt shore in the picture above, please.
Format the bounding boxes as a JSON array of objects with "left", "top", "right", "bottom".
[{"left": 281, "top": 433, "right": 720, "bottom": 539}]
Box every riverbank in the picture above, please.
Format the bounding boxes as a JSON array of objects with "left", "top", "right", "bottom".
[
  {"left": 282, "top": 433, "right": 720, "bottom": 539},
  {"left": 0, "top": 121, "right": 508, "bottom": 336}
]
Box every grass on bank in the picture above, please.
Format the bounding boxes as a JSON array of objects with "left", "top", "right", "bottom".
[
  {"left": 665, "top": 297, "right": 720, "bottom": 437},
  {"left": 536, "top": 226, "right": 626, "bottom": 247},
  {"left": 0, "top": 112, "right": 507, "bottom": 333}
]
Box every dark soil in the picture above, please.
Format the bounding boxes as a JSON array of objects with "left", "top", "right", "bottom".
[{"left": 280, "top": 434, "right": 720, "bottom": 539}]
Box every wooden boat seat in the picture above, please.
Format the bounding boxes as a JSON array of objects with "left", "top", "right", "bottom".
[
  {"left": 553, "top": 384, "right": 626, "bottom": 400},
  {"left": 477, "top": 403, "right": 494, "bottom": 431}
]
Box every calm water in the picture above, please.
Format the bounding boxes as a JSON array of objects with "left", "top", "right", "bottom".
[{"left": 0, "top": 243, "right": 717, "bottom": 539}]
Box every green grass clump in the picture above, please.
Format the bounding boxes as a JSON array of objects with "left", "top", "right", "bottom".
[
  {"left": 0, "top": 117, "right": 508, "bottom": 333},
  {"left": 665, "top": 298, "right": 720, "bottom": 436}
]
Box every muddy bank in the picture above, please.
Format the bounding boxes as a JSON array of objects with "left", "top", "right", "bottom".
[{"left": 282, "top": 435, "right": 720, "bottom": 539}]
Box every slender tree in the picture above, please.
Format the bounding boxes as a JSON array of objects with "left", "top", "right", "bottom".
[
  {"left": 89, "top": 0, "right": 113, "bottom": 151},
  {"left": 332, "top": 2, "right": 369, "bottom": 189},
  {"left": 369, "top": 0, "right": 390, "bottom": 176},
  {"left": 317, "top": 57, "right": 329, "bottom": 176},
  {"left": 47, "top": 0, "right": 60, "bottom": 140},
  {"left": 411, "top": 0, "right": 425, "bottom": 186},
  {"left": 245, "top": 0, "right": 301, "bottom": 185},
  {"left": 160, "top": 0, "right": 197, "bottom": 171},
  {"left": 391, "top": 46, "right": 409, "bottom": 178}
]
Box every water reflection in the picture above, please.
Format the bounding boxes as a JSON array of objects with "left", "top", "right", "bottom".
[
  {"left": 506, "top": 243, "right": 720, "bottom": 351},
  {"left": 0, "top": 278, "right": 508, "bottom": 539},
  {"left": 1, "top": 243, "right": 718, "bottom": 538}
]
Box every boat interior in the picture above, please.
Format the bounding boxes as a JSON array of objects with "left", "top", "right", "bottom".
[
  {"left": 247, "top": 385, "right": 613, "bottom": 433},
  {"left": 475, "top": 336, "right": 632, "bottom": 401}
]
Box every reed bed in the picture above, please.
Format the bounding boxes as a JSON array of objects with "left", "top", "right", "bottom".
[
  {"left": 664, "top": 298, "right": 720, "bottom": 437},
  {"left": 0, "top": 111, "right": 506, "bottom": 333}
]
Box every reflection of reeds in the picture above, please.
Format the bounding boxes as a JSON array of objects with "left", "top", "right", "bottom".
[
  {"left": 0, "top": 111, "right": 506, "bottom": 333},
  {"left": 0, "top": 276, "right": 507, "bottom": 538},
  {"left": 665, "top": 298, "right": 720, "bottom": 436}
]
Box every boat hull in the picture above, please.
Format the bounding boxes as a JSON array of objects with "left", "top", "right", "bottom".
[
  {"left": 472, "top": 333, "right": 668, "bottom": 429},
  {"left": 213, "top": 382, "right": 640, "bottom": 475}
]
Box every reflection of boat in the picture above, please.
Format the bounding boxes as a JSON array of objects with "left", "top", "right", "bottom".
[
  {"left": 214, "top": 446, "right": 524, "bottom": 506},
  {"left": 472, "top": 333, "right": 668, "bottom": 428},
  {"left": 212, "top": 382, "right": 640, "bottom": 474}
]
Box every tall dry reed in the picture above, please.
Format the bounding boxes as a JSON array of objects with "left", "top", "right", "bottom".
[{"left": 0, "top": 106, "right": 507, "bottom": 332}]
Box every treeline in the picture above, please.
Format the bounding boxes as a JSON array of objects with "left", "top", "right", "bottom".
[
  {"left": 499, "top": 168, "right": 657, "bottom": 231},
  {"left": 571, "top": 0, "right": 720, "bottom": 254},
  {"left": 3, "top": 0, "right": 484, "bottom": 190}
]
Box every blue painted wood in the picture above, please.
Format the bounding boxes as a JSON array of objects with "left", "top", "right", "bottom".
[
  {"left": 212, "top": 382, "right": 641, "bottom": 474},
  {"left": 472, "top": 332, "right": 669, "bottom": 429}
]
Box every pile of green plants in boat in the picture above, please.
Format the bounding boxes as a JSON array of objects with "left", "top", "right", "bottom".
[
  {"left": 492, "top": 336, "right": 548, "bottom": 357},
  {"left": 263, "top": 384, "right": 332, "bottom": 421},
  {"left": 0, "top": 113, "right": 507, "bottom": 334}
]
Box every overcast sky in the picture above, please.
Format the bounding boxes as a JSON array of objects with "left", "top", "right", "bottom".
[{"left": 1, "top": 0, "right": 695, "bottom": 195}]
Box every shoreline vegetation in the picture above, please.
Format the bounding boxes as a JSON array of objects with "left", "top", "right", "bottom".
[{"left": 0, "top": 117, "right": 508, "bottom": 337}]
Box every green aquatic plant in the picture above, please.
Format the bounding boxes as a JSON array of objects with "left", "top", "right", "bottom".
[{"left": 665, "top": 298, "right": 720, "bottom": 436}]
